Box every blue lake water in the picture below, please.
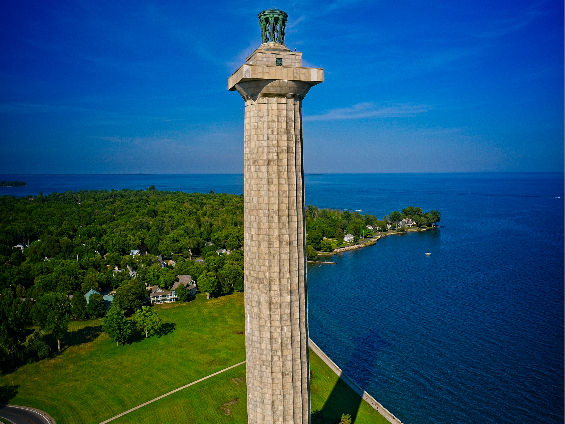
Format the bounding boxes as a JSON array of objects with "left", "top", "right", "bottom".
[{"left": 1, "top": 173, "right": 563, "bottom": 424}]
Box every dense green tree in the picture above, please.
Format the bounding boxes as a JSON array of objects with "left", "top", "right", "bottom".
[
  {"left": 402, "top": 206, "right": 423, "bottom": 218},
  {"left": 225, "top": 234, "right": 240, "bottom": 251},
  {"left": 113, "top": 279, "right": 147, "bottom": 315},
  {"left": 0, "top": 289, "right": 31, "bottom": 365},
  {"left": 388, "top": 211, "right": 402, "bottom": 223},
  {"left": 306, "top": 229, "right": 323, "bottom": 250},
  {"left": 81, "top": 273, "right": 100, "bottom": 293},
  {"left": 197, "top": 271, "right": 219, "bottom": 299},
  {"left": 306, "top": 245, "right": 318, "bottom": 261},
  {"left": 33, "top": 292, "right": 70, "bottom": 354},
  {"left": 346, "top": 219, "right": 364, "bottom": 237},
  {"left": 0, "top": 189, "right": 438, "bottom": 312},
  {"left": 320, "top": 239, "right": 334, "bottom": 252},
  {"left": 415, "top": 215, "right": 429, "bottom": 227},
  {"left": 306, "top": 205, "right": 319, "bottom": 220},
  {"left": 86, "top": 293, "right": 106, "bottom": 318},
  {"left": 103, "top": 306, "right": 132, "bottom": 346},
  {"left": 334, "top": 227, "right": 344, "bottom": 240},
  {"left": 220, "top": 262, "right": 244, "bottom": 293},
  {"left": 428, "top": 210, "right": 441, "bottom": 226},
  {"left": 26, "top": 330, "right": 50, "bottom": 360},
  {"left": 159, "top": 268, "right": 177, "bottom": 290},
  {"left": 71, "top": 291, "right": 87, "bottom": 319},
  {"left": 174, "top": 284, "right": 194, "bottom": 302},
  {"left": 132, "top": 306, "right": 162, "bottom": 338}
]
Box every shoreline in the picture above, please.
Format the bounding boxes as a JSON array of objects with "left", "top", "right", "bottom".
[{"left": 317, "top": 226, "right": 437, "bottom": 257}]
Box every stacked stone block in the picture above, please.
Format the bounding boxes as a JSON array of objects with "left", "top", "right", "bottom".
[{"left": 229, "top": 42, "right": 323, "bottom": 424}]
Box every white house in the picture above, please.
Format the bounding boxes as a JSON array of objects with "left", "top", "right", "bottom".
[
  {"left": 344, "top": 234, "right": 355, "bottom": 243},
  {"left": 149, "top": 275, "right": 197, "bottom": 305}
]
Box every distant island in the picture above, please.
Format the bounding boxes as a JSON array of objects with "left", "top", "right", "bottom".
[{"left": 0, "top": 180, "right": 26, "bottom": 187}]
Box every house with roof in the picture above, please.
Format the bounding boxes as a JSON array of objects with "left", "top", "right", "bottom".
[
  {"left": 85, "top": 289, "right": 114, "bottom": 308},
  {"left": 399, "top": 218, "right": 416, "bottom": 228},
  {"left": 149, "top": 289, "right": 176, "bottom": 304},
  {"left": 173, "top": 275, "right": 197, "bottom": 296},
  {"left": 148, "top": 275, "right": 197, "bottom": 305},
  {"left": 344, "top": 234, "right": 355, "bottom": 243}
]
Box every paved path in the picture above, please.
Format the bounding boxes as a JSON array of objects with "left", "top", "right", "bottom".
[
  {"left": 99, "top": 361, "right": 246, "bottom": 424},
  {"left": 0, "top": 405, "right": 56, "bottom": 424}
]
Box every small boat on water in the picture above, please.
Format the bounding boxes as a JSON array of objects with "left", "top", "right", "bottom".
[{"left": 425, "top": 252, "right": 431, "bottom": 256}]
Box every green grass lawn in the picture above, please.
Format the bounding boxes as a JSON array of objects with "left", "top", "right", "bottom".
[{"left": 1, "top": 293, "right": 390, "bottom": 423}]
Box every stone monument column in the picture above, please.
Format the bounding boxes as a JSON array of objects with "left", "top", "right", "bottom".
[{"left": 228, "top": 9, "right": 323, "bottom": 424}]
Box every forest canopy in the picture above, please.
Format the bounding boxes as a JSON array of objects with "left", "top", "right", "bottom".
[
  {"left": 0, "top": 189, "right": 439, "bottom": 299},
  {"left": 0, "top": 189, "right": 244, "bottom": 298}
]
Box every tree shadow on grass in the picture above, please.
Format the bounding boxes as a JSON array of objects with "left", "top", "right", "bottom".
[
  {"left": 158, "top": 322, "right": 175, "bottom": 337},
  {"left": 63, "top": 325, "right": 103, "bottom": 350},
  {"left": 1, "top": 325, "right": 104, "bottom": 375},
  {"left": 0, "top": 385, "right": 19, "bottom": 405},
  {"left": 127, "top": 322, "right": 176, "bottom": 344},
  {"left": 314, "top": 329, "right": 391, "bottom": 423}
]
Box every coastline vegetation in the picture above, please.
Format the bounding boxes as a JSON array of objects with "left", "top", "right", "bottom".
[
  {"left": 0, "top": 189, "right": 439, "bottom": 372},
  {"left": 0, "top": 189, "right": 438, "bottom": 375},
  {"left": 0, "top": 189, "right": 433, "bottom": 422},
  {"left": 305, "top": 205, "right": 440, "bottom": 260}
]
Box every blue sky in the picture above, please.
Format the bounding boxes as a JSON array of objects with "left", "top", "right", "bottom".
[{"left": 0, "top": 0, "right": 563, "bottom": 174}]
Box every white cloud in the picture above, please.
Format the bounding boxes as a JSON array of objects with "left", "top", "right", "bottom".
[{"left": 305, "top": 102, "right": 429, "bottom": 121}]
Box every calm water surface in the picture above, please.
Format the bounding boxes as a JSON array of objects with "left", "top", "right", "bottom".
[{"left": 1, "top": 173, "right": 563, "bottom": 424}]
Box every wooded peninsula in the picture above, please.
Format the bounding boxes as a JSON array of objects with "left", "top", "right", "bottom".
[
  {"left": 0, "top": 189, "right": 439, "bottom": 370},
  {"left": 0, "top": 181, "right": 26, "bottom": 187}
]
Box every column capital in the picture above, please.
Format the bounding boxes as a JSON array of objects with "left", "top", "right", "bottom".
[{"left": 228, "top": 64, "right": 323, "bottom": 94}]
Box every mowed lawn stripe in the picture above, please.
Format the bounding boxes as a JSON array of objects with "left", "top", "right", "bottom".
[
  {"left": 109, "top": 364, "right": 249, "bottom": 424},
  {"left": 2, "top": 294, "right": 246, "bottom": 424},
  {"left": 100, "top": 361, "right": 246, "bottom": 423},
  {"left": 2, "top": 292, "right": 394, "bottom": 423}
]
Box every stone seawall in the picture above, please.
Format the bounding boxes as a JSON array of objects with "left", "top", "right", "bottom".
[
  {"left": 309, "top": 339, "right": 404, "bottom": 424},
  {"left": 332, "top": 238, "right": 378, "bottom": 253},
  {"left": 327, "top": 227, "right": 435, "bottom": 255}
]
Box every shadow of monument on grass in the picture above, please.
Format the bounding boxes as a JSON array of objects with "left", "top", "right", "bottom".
[{"left": 316, "top": 329, "right": 390, "bottom": 423}]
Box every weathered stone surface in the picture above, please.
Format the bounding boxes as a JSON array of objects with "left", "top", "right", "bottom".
[{"left": 229, "top": 40, "right": 322, "bottom": 424}]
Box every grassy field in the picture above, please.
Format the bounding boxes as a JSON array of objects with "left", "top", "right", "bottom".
[{"left": 1, "top": 293, "right": 389, "bottom": 423}]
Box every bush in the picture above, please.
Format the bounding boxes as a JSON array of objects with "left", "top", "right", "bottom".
[
  {"left": 320, "top": 239, "right": 334, "bottom": 252},
  {"left": 306, "top": 245, "right": 318, "bottom": 261},
  {"left": 87, "top": 293, "right": 105, "bottom": 318},
  {"left": 26, "top": 330, "right": 50, "bottom": 360},
  {"left": 103, "top": 306, "right": 132, "bottom": 346}
]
